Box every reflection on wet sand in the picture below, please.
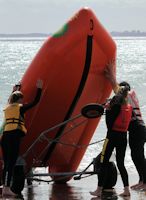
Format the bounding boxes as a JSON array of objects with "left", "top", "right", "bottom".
[
  {"left": 50, "top": 183, "right": 83, "bottom": 200},
  {"left": 23, "top": 182, "right": 85, "bottom": 200},
  {"left": 90, "top": 190, "right": 118, "bottom": 200}
]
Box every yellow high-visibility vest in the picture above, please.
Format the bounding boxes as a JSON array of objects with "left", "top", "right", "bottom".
[{"left": 3, "top": 103, "right": 27, "bottom": 134}]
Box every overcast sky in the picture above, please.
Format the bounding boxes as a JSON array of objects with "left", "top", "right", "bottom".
[{"left": 0, "top": 0, "right": 146, "bottom": 34}]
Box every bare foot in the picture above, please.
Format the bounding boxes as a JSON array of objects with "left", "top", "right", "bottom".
[
  {"left": 90, "top": 189, "right": 102, "bottom": 197},
  {"left": 131, "top": 182, "right": 143, "bottom": 190},
  {"left": 136, "top": 183, "right": 146, "bottom": 190},
  {"left": 119, "top": 186, "right": 130, "bottom": 197},
  {"left": 2, "top": 187, "right": 17, "bottom": 197},
  {"left": 119, "top": 191, "right": 130, "bottom": 197}
]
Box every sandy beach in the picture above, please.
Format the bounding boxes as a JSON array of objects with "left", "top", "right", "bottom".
[{"left": 0, "top": 171, "right": 144, "bottom": 200}]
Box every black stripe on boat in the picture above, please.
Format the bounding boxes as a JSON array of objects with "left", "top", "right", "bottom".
[{"left": 42, "top": 35, "right": 93, "bottom": 166}]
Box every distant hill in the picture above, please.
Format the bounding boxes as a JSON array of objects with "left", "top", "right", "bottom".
[
  {"left": 0, "top": 33, "right": 50, "bottom": 37},
  {"left": 0, "top": 31, "right": 146, "bottom": 37},
  {"left": 111, "top": 31, "right": 146, "bottom": 37}
]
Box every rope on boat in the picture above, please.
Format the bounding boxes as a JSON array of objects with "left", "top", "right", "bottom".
[
  {"left": 34, "top": 118, "right": 88, "bottom": 160},
  {"left": 27, "top": 171, "right": 96, "bottom": 183},
  {"left": 22, "top": 113, "right": 82, "bottom": 158},
  {"left": 23, "top": 113, "right": 105, "bottom": 168},
  {"left": 48, "top": 138, "right": 105, "bottom": 148}
]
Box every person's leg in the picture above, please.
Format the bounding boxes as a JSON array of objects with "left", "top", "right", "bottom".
[
  {"left": 129, "top": 137, "right": 145, "bottom": 189},
  {"left": 132, "top": 140, "right": 146, "bottom": 190},
  {"left": 116, "top": 134, "right": 130, "bottom": 196},
  {"left": 2, "top": 133, "right": 21, "bottom": 196},
  {"left": 134, "top": 126, "right": 146, "bottom": 190},
  {"left": 90, "top": 137, "right": 114, "bottom": 197},
  {"left": 6, "top": 135, "right": 21, "bottom": 187},
  {"left": 1, "top": 134, "right": 9, "bottom": 186}
]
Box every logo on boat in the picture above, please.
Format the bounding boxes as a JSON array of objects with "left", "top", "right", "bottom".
[{"left": 53, "top": 24, "right": 68, "bottom": 37}]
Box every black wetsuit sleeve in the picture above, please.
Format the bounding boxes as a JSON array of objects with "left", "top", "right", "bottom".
[
  {"left": 20, "top": 88, "right": 42, "bottom": 115},
  {"left": 105, "top": 104, "right": 121, "bottom": 131}
]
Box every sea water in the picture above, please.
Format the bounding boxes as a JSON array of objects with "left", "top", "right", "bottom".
[{"left": 0, "top": 37, "right": 146, "bottom": 175}]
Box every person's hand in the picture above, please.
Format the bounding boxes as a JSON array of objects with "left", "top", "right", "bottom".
[
  {"left": 36, "top": 79, "right": 43, "bottom": 89},
  {"left": 12, "top": 82, "right": 21, "bottom": 92}
]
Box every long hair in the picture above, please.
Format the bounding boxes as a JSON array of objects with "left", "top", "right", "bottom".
[{"left": 110, "top": 86, "right": 129, "bottom": 107}]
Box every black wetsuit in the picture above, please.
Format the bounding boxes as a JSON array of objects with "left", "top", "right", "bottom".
[
  {"left": 98, "top": 104, "right": 129, "bottom": 188},
  {"left": 1, "top": 88, "right": 42, "bottom": 187},
  {"left": 128, "top": 119, "right": 146, "bottom": 184}
]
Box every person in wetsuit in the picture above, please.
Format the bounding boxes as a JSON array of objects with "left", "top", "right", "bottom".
[
  {"left": 104, "top": 60, "right": 146, "bottom": 190},
  {"left": 1, "top": 79, "right": 43, "bottom": 197},
  {"left": 90, "top": 86, "right": 132, "bottom": 198}
]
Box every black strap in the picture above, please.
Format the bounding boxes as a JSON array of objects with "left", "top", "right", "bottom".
[
  {"left": 6, "top": 118, "right": 23, "bottom": 122},
  {"left": 133, "top": 107, "right": 140, "bottom": 110}
]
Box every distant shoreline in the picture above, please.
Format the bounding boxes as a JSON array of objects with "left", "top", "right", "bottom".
[
  {"left": 111, "top": 31, "right": 146, "bottom": 37},
  {"left": 0, "top": 31, "right": 146, "bottom": 38},
  {"left": 0, "top": 33, "right": 50, "bottom": 38}
]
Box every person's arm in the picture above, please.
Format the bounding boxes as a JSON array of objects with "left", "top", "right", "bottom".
[
  {"left": 0, "top": 120, "right": 5, "bottom": 135},
  {"left": 21, "top": 79, "right": 43, "bottom": 113},
  {"left": 104, "top": 60, "right": 120, "bottom": 94}
]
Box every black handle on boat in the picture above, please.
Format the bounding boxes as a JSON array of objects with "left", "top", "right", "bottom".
[{"left": 81, "top": 103, "right": 104, "bottom": 118}]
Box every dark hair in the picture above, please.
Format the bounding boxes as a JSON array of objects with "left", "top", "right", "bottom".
[
  {"left": 110, "top": 94, "right": 123, "bottom": 107},
  {"left": 118, "top": 86, "right": 129, "bottom": 97},
  {"left": 119, "top": 81, "right": 131, "bottom": 91},
  {"left": 110, "top": 86, "right": 129, "bottom": 107},
  {"left": 9, "top": 91, "right": 23, "bottom": 103}
]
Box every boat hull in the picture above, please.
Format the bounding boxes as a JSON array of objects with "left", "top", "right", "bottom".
[{"left": 15, "top": 8, "right": 116, "bottom": 179}]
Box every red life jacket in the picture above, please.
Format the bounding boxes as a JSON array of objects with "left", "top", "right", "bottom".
[
  {"left": 112, "top": 104, "right": 132, "bottom": 132},
  {"left": 128, "top": 90, "right": 143, "bottom": 121}
]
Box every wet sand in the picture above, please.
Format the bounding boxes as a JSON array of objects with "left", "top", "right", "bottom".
[
  {"left": 24, "top": 172, "right": 146, "bottom": 200},
  {"left": 0, "top": 172, "right": 146, "bottom": 199}
]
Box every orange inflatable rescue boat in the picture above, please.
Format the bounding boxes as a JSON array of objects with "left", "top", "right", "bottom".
[{"left": 0, "top": 7, "right": 116, "bottom": 184}]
